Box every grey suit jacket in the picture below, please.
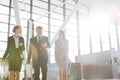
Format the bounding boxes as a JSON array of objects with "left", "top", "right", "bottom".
[{"left": 55, "top": 39, "right": 68, "bottom": 62}]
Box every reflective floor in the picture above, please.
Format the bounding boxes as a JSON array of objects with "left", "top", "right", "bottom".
[
  {"left": 81, "top": 79, "right": 120, "bottom": 80},
  {"left": 0, "top": 62, "right": 120, "bottom": 80},
  {"left": 19, "top": 71, "right": 120, "bottom": 80}
]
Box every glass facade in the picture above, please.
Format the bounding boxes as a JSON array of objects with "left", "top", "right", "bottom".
[{"left": 0, "top": 0, "right": 120, "bottom": 63}]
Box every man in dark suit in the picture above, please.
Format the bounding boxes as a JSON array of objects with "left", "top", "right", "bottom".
[{"left": 27, "top": 26, "right": 50, "bottom": 80}]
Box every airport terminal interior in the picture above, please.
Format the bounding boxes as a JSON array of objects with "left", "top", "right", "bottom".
[{"left": 0, "top": 0, "right": 120, "bottom": 80}]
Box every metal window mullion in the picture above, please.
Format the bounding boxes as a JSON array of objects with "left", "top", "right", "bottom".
[
  {"left": 8, "top": 0, "right": 12, "bottom": 37},
  {"left": 88, "top": 7, "right": 92, "bottom": 54},
  {"left": 115, "top": 21, "right": 120, "bottom": 50},
  {"left": 99, "top": 32, "right": 103, "bottom": 52},
  {"left": 63, "top": 0, "right": 66, "bottom": 21},
  {"left": 12, "top": 0, "right": 21, "bottom": 25},
  {"left": 89, "top": 33, "right": 92, "bottom": 54},
  {"left": 108, "top": 27, "right": 112, "bottom": 50},
  {"left": 30, "top": 0, "right": 33, "bottom": 20},
  {"left": 76, "top": 0, "right": 80, "bottom": 55},
  {"left": 48, "top": 0, "right": 51, "bottom": 39}
]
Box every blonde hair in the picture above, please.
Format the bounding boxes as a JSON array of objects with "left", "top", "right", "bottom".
[{"left": 59, "top": 30, "right": 65, "bottom": 39}]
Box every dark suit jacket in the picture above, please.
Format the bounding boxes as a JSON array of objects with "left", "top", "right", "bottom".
[
  {"left": 3, "top": 36, "right": 25, "bottom": 60},
  {"left": 27, "top": 36, "right": 50, "bottom": 65}
]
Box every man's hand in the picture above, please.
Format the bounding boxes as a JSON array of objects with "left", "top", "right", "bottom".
[{"left": 42, "top": 43, "right": 47, "bottom": 48}]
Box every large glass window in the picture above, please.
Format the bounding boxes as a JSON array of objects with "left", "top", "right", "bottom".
[
  {"left": 0, "top": 0, "right": 119, "bottom": 64},
  {"left": 0, "top": 42, "right": 7, "bottom": 57},
  {"left": 0, "top": 0, "right": 10, "bottom": 57},
  {"left": 0, "top": 14, "right": 8, "bottom": 23},
  {"left": 0, "top": 0, "right": 9, "bottom": 6}
]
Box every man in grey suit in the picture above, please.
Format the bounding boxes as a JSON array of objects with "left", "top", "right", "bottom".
[{"left": 27, "top": 26, "right": 50, "bottom": 80}]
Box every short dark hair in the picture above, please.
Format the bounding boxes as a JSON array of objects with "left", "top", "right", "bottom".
[
  {"left": 13, "top": 25, "right": 21, "bottom": 33},
  {"left": 36, "top": 26, "right": 43, "bottom": 31}
]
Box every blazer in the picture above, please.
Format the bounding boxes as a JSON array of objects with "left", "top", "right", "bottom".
[
  {"left": 27, "top": 36, "right": 50, "bottom": 64},
  {"left": 55, "top": 39, "right": 68, "bottom": 62},
  {"left": 3, "top": 36, "right": 25, "bottom": 60}
]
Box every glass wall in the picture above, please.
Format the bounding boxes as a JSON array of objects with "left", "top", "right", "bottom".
[
  {"left": 0, "top": 0, "right": 120, "bottom": 63},
  {"left": 0, "top": 0, "right": 10, "bottom": 57}
]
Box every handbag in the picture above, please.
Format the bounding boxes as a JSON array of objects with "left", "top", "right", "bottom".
[{"left": 25, "top": 64, "right": 32, "bottom": 77}]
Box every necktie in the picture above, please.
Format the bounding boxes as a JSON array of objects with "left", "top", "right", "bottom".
[
  {"left": 39, "top": 38, "right": 48, "bottom": 58},
  {"left": 39, "top": 37, "right": 43, "bottom": 48},
  {"left": 39, "top": 37, "right": 41, "bottom": 43}
]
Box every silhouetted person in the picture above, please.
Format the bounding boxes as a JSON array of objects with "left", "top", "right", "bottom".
[{"left": 55, "top": 30, "right": 69, "bottom": 80}]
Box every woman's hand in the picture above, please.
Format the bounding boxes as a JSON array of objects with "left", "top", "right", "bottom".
[
  {"left": 19, "top": 42, "right": 23, "bottom": 46},
  {"left": 42, "top": 43, "right": 47, "bottom": 48}
]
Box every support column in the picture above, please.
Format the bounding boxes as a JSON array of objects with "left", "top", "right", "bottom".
[
  {"left": 76, "top": 0, "right": 80, "bottom": 55},
  {"left": 26, "top": 19, "right": 34, "bottom": 53},
  {"left": 12, "top": 0, "right": 21, "bottom": 25}
]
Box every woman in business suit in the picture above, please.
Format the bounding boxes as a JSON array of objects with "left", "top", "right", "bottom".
[
  {"left": 3, "top": 25, "right": 25, "bottom": 80},
  {"left": 55, "top": 30, "right": 69, "bottom": 80}
]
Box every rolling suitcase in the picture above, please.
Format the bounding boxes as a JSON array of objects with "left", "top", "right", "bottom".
[{"left": 69, "top": 63, "right": 81, "bottom": 80}]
